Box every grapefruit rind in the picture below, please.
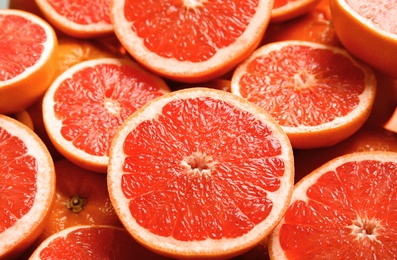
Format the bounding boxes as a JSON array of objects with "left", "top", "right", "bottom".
[{"left": 108, "top": 88, "right": 294, "bottom": 258}]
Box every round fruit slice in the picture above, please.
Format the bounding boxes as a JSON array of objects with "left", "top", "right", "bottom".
[
  {"left": 42, "top": 58, "right": 170, "bottom": 173},
  {"left": 0, "top": 9, "right": 58, "bottom": 115},
  {"left": 29, "top": 225, "right": 168, "bottom": 259},
  {"left": 108, "top": 88, "right": 294, "bottom": 259},
  {"left": 36, "top": 159, "right": 123, "bottom": 244},
  {"left": 231, "top": 40, "right": 376, "bottom": 149},
  {"left": 269, "top": 151, "right": 397, "bottom": 259},
  {"left": 35, "top": 0, "right": 113, "bottom": 38},
  {"left": 271, "top": 0, "right": 321, "bottom": 22},
  {"left": 0, "top": 114, "right": 55, "bottom": 259},
  {"left": 330, "top": 0, "right": 397, "bottom": 79},
  {"left": 110, "top": 0, "right": 274, "bottom": 83}
]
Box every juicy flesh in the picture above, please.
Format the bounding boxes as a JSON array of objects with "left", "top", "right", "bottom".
[
  {"left": 46, "top": 0, "right": 111, "bottom": 25},
  {"left": 0, "top": 14, "right": 46, "bottom": 81},
  {"left": 38, "top": 227, "right": 139, "bottom": 258},
  {"left": 279, "top": 160, "right": 397, "bottom": 259},
  {"left": 346, "top": 0, "right": 397, "bottom": 34},
  {"left": 121, "top": 97, "right": 286, "bottom": 241},
  {"left": 239, "top": 45, "right": 366, "bottom": 127},
  {"left": 124, "top": 0, "right": 260, "bottom": 62},
  {"left": 0, "top": 127, "right": 37, "bottom": 232},
  {"left": 54, "top": 63, "right": 164, "bottom": 156}
]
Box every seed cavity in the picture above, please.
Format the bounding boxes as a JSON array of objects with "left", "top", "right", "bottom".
[
  {"left": 347, "top": 215, "right": 382, "bottom": 242},
  {"left": 181, "top": 151, "right": 216, "bottom": 176},
  {"left": 104, "top": 98, "right": 121, "bottom": 115}
]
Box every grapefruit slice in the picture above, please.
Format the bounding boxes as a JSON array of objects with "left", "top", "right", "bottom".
[
  {"left": 29, "top": 225, "right": 168, "bottom": 259},
  {"left": 110, "top": 0, "right": 274, "bottom": 83},
  {"left": 42, "top": 58, "right": 170, "bottom": 173},
  {"left": 0, "top": 114, "right": 55, "bottom": 259},
  {"left": 269, "top": 151, "right": 397, "bottom": 259},
  {"left": 231, "top": 40, "right": 377, "bottom": 149},
  {"left": 107, "top": 87, "right": 294, "bottom": 259},
  {"left": 34, "top": 0, "right": 113, "bottom": 38},
  {"left": 0, "top": 9, "right": 58, "bottom": 114},
  {"left": 330, "top": 0, "right": 397, "bottom": 78}
]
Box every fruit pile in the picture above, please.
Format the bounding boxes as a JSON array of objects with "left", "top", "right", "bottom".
[{"left": 1, "top": 0, "right": 397, "bottom": 259}]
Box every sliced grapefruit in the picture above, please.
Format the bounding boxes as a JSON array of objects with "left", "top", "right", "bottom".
[
  {"left": 110, "top": 0, "right": 274, "bottom": 83},
  {"left": 29, "top": 225, "right": 168, "bottom": 259},
  {"left": 0, "top": 114, "right": 55, "bottom": 259},
  {"left": 35, "top": 0, "right": 113, "bottom": 38},
  {"left": 108, "top": 87, "right": 294, "bottom": 259},
  {"left": 330, "top": 0, "right": 397, "bottom": 78},
  {"left": 269, "top": 151, "right": 397, "bottom": 259},
  {"left": 231, "top": 40, "right": 376, "bottom": 149},
  {"left": 0, "top": 9, "right": 58, "bottom": 114},
  {"left": 42, "top": 58, "right": 170, "bottom": 173}
]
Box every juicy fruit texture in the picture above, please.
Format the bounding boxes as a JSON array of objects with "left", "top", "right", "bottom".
[
  {"left": 271, "top": 0, "right": 322, "bottom": 22},
  {"left": 269, "top": 151, "right": 397, "bottom": 259},
  {"left": 110, "top": 0, "right": 274, "bottom": 83},
  {"left": 108, "top": 88, "right": 294, "bottom": 259},
  {"left": 42, "top": 58, "right": 170, "bottom": 173},
  {"left": 29, "top": 225, "right": 169, "bottom": 259},
  {"left": 37, "top": 159, "right": 123, "bottom": 244},
  {"left": 231, "top": 40, "right": 376, "bottom": 149},
  {"left": 0, "top": 115, "right": 55, "bottom": 259},
  {"left": 0, "top": 9, "right": 58, "bottom": 114},
  {"left": 35, "top": 0, "right": 113, "bottom": 38},
  {"left": 330, "top": 0, "right": 397, "bottom": 78}
]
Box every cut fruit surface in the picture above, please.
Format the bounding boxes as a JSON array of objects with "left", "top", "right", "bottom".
[
  {"left": 108, "top": 88, "right": 294, "bottom": 259},
  {"left": 35, "top": 0, "right": 113, "bottom": 38},
  {"left": 231, "top": 40, "right": 376, "bottom": 149},
  {"left": 269, "top": 151, "right": 397, "bottom": 259},
  {"left": 330, "top": 0, "right": 397, "bottom": 78},
  {"left": 110, "top": 0, "right": 274, "bottom": 83},
  {"left": 0, "top": 114, "right": 55, "bottom": 259},
  {"left": 42, "top": 58, "right": 170, "bottom": 173},
  {"left": 0, "top": 9, "right": 58, "bottom": 114},
  {"left": 29, "top": 225, "right": 169, "bottom": 259}
]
